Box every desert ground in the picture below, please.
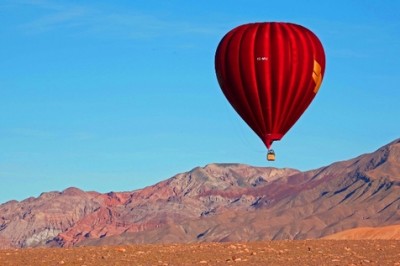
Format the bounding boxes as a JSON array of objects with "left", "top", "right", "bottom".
[{"left": 0, "top": 240, "right": 399, "bottom": 266}]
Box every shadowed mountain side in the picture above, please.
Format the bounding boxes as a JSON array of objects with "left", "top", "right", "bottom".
[{"left": 0, "top": 139, "right": 399, "bottom": 248}]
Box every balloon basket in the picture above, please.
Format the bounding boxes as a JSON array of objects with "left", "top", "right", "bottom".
[{"left": 267, "top": 150, "right": 276, "bottom": 161}]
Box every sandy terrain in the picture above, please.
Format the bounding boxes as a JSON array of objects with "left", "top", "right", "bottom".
[
  {"left": 0, "top": 240, "right": 399, "bottom": 266},
  {"left": 324, "top": 225, "right": 400, "bottom": 240}
]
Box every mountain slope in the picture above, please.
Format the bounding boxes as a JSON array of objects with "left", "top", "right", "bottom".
[
  {"left": 0, "top": 139, "right": 399, "bottom": 248},
  {"left": 323, "top": 224, "right": 400, "bottom": 240}
]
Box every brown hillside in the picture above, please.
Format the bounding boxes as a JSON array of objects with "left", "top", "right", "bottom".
[{"left": 324, "top": 224, "right": 400, "bottom": 240}]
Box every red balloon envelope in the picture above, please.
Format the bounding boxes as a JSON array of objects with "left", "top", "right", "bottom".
[{"left": 215, "top": 22, "right": 326, "bottom": 150}]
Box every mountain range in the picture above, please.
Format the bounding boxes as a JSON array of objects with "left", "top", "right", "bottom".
[{"left": 0, "top": 138, "right": 399, "bottom": 248}]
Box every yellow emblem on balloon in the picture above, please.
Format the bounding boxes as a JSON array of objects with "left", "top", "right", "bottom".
[{"left": 312, "top": 60, "right": 323, "bottom": 93}]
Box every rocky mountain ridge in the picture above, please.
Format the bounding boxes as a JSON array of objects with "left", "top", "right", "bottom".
[{"left": 0, "top": 138, "right": 399, "bottom": 248}]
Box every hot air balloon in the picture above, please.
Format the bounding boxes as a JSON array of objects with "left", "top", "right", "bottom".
[{"left": 215, "top": 22, "right": 325, "bottom": 161}]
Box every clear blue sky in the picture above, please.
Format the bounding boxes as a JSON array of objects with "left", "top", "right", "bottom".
[{"left": 1, "top": 1, "right": 399, "bottom": 203}]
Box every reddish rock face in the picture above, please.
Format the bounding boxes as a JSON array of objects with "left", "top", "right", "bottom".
[{"left": 1, "top": 139, "right": 399, "bottom": 248}]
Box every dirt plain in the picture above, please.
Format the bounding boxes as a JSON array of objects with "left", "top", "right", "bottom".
[{"left": 0, "top": 240, "right": 399, "bottom": 266}]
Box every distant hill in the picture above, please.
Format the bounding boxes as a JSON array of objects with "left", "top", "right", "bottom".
[
  {"left": 323, "top": 224, "right": 400, "bottom": 240},
  {"left": 0, "top": 138, "right": 399, "bottom": 248}
]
